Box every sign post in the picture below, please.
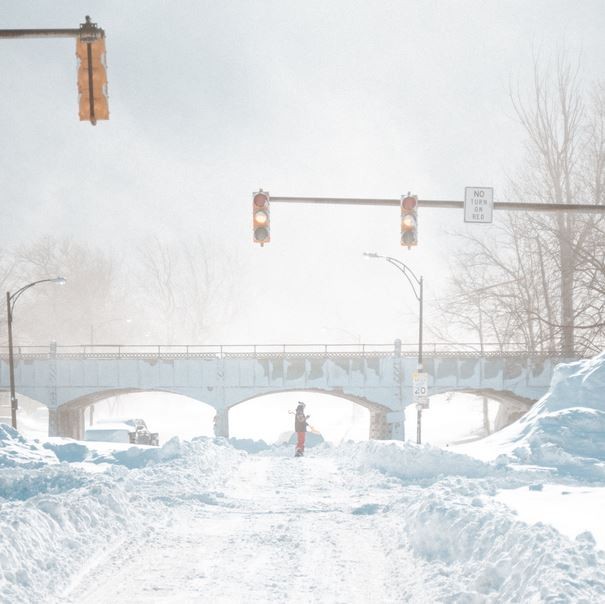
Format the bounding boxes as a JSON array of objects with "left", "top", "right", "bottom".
[
  {"left": 464, "top": 187, "right": 494, "bottom": 223},
  {"left": 412, "top": 370, "right": 428, "bottom": 445}
]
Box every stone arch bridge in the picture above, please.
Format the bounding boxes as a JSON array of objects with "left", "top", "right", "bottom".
[{"left": 0, "top": 343, "right": 578, "bottom": 441}]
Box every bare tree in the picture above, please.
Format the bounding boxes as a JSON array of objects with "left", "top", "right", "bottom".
[
  {"left": 136, "top": 236, "right": 236, "bottom": 344},
  {"left": 136, "top": 236, "right": 178, "bottom": 342},
  {"left": 439, "top": 55, "right": 605, "bottom": 355},
  {"left": 0, "top": 248, "right": 18, "bottom": 346},
  {"left": 11, "top": 237, "right": 127, "bottom": 345},
  {"left": 179, "top": 237, "right": 235, "bottom": 341}
]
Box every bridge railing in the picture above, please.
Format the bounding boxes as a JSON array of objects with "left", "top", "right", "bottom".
[{"left": 0, "top": 343, "right": 586, "bottom": 359}]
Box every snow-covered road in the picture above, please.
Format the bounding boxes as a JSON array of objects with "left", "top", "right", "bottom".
[
  {"left": 52, "top": 443, "right": 603, "bottom": 604},
  {"left": 2, "top": 430, "right": 605, "bottom": 602},
  {"left": 67, "top": 454, "right": 436, "bottom": 603},
  {"left": 4, "top": 353, "right": 605, "bottom": 603}
]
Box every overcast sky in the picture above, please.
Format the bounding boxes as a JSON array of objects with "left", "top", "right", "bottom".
[{"left": 1, "top": 1, "right": 604, "bottom": 346}]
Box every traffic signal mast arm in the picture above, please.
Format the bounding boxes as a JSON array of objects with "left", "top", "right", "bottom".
[
  {"left": 0, "top": 29, "right": 83, "bottom": 39},
  {"left": 267, "top": 196, "right": 605, "bottom": 213},
  {"left": 0, "top": 17, "right": 103, "bottom": 41},
  {"left": 0, "top": 16, "right": 107, "bottom": 125}
]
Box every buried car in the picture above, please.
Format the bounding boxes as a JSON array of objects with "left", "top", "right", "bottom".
[{"left": 84, "top": 418, "right": 159, "bottom": 446}]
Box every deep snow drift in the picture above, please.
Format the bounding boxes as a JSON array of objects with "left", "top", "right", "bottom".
[
  {"left": 456, "top": 352, "right": 605, "bottom": 479},
  {"left": 1, "top": 352, "right": 605, "bottom": 603}
]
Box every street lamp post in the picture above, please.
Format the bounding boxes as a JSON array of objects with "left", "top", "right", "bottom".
[
  {"left": 5, "top": 277, "right": 66, "bottom": 429},
  {"left": 363, "top": 252, "right": 424, "bottom": 444}
]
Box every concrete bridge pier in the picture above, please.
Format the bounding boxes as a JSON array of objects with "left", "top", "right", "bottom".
[
  {"left": 49, "top": 409, "right": 58, "bottom": 437},
  {"left": 50, "top": 407, "right": 85, "bottom": 440},
  {"left": 214, "top": 409, "right": 229, "bottom": 438},
  {"left": 369, "top": 409, "right": 390, "bottom": 440}
]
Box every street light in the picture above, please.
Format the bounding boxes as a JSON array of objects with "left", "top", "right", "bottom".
[
  {"left": 363, "top": 252, "right": 425, "bottom": 443},
  {"left": 6, "top": 277, "right": 66, "bottom": 430}
]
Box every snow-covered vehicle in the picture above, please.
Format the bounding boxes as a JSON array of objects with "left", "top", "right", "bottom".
[{"left": 84, "top": 418, "right": 160, "bottom": 446}]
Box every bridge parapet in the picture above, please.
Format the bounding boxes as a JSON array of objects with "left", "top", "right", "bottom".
[{"left": 0, "top": 343, "right": 580, "bottom": 360}]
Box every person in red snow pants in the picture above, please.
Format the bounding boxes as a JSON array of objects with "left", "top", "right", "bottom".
[{"left": 294, "top": 402, "right": 309, "bottom": 455}]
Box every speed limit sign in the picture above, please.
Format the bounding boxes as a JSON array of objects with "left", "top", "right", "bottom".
[{"left": 412, "top": 371, "right": 429, "bottom": 408}]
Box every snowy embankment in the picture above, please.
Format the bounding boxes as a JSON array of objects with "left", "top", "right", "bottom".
[
  {"left": 3, "top": 429, "right": 605, "bottom": 602},
  {"left": 455, "top": 351, "right": 605, "bottom": 480},
  {"left": 1, "top": 352, "right": 605, "bottom": 602},
  {"left": 0, "top": 428, "right": 244, "bottom": 603},
  {"left": 329, "top": 439, "right": 605, "bottom": 601}
]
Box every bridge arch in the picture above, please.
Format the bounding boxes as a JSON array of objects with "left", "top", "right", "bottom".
[
  {"left": 451, "top": 388, "right": 535, "bottom": 430},
  {"left": 223, "top": 388, "right": 394, "bottom": 441},
  {"left": 405, "top": 389, "right": 536, "bottom": 447},
  {"left": 54, "top": 388, "right": 216, "bottom": 441}
]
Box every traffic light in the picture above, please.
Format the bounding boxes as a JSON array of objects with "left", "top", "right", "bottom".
[
  {"left": 401, "top": 194, "right": 418, "bottom": 248},
  {"left": 253, "top": 190, "right": 270, "bottom": 245},
  {"left": 76, "top": 33, "right": 109, "bottom": 125}
]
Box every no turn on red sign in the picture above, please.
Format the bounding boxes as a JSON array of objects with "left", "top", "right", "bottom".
[{"left": 464, "top": 187, "right": 493, "bottom": 223}]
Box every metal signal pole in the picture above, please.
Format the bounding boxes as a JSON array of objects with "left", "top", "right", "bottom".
[{"left": 267, "top": 195, "right": 605, "bottom": 213}]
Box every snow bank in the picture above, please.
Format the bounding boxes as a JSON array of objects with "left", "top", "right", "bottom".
[
  {"left": 392, "top": 480, "right": 605, "bottom": 601},
  {"left": 47, "top": 436, "right": 185, "bottom": 469},
  {"left": 545, "top": 352, "right": 605, "bottom": 412},
  {"left": 0, "top": 473, "right": 135, "bottom": 603},
  {"left": 457, "top": 352, "right": 605, "bottom": 480},
  {"left": 0, "top": 465, "right": 92, "bottom": 502},
  {"left": 225, "top": 436, "right": 272, "bottom": 453},
  {"left": 0, "top": 424, "right": 57, "bottom": 468},
  {"left": 510, "top": 407, "right": 605, "bottom": 480},
  {"left": 0, "top": 431, "right": 245, "bottom": 603},
  {"left": 334, "top": 439, "right": 496, "bottom": 483},
  {"left": 331, "top": 438, "right": 605, "bottom": 600},
  {"left": 0, "top": 424, "right": 186, "bottom": 471},
  {"left": 329, "top": 434, "right": 605, "bottom": 599}
]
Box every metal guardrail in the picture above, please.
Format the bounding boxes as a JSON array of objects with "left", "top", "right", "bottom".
[{"left": 0, "top": 343, "right": 588, "bottom": 360}]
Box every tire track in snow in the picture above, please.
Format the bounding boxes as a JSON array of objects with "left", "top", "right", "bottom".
[{"left": 67, "top": 455, "right": 435, "bottom": 603}]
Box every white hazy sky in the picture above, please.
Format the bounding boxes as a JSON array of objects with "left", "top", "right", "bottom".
[{"left": 1, "top": 1, "right": 604, "bottom": 345}]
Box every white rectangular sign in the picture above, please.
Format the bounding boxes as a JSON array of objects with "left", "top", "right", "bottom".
[
  {"left": 412, "top": 371, "right": 429, "bottom": 409},
  {"left": 464, "top": 187, "right": 493, "bottom": 223}
]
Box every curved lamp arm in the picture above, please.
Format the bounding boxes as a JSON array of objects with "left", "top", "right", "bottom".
[
  {"left": 384, "top": 257, "right": 421, "bottom": 301},
  {"left": 9, "top": 277, "right": 66, "bottom": 314},
  {"left": 363, "top": 253, "right": 421, "bottom": 301}
]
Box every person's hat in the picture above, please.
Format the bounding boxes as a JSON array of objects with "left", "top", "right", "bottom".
[{"left": 297, "top": 401, "right": 305, "bottom": 408}]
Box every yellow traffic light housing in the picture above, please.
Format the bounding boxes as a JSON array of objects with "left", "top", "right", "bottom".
[
  {"left": 253, "top": 190, "right": 270, "bottom": 245},
  {"left": 76, "top": 25, "right": 108, "bottom": 125},
  {"left": 401, "top": 194, "right": 418, "bottom": 248}
]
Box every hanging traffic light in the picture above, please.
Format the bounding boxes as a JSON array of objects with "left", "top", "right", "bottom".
[
  {"left": 76, "top": 22, "right": 109, "bottom": 125},
  {"left": 401, "top": 194, "right": 418, "bottom": 248},
  {"left": 253, "top": 190, "right": 270, "bottom": 245}
]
